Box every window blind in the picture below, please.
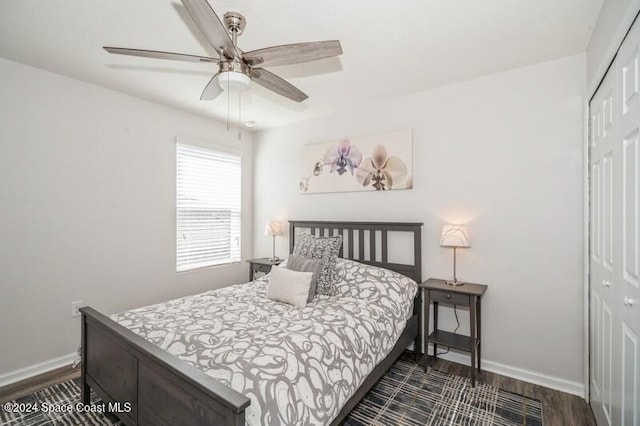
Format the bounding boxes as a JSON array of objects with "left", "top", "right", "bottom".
[{"left": 176, "top": 143, "right": 241, "bottom": 272}]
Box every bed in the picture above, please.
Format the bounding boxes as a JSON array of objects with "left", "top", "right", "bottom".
[{"left": 80, "top": 220, "right": 423, "bottom": 426}]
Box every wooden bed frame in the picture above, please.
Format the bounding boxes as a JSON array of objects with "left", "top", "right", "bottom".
[{"left": 80, "top": 220, "right": 423, "bottom": 426}]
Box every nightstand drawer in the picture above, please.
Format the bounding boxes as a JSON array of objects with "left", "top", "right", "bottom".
[
  {"left": 247, "top": 258, "right": 283, "bottom": 281},
  {"left": 430, "top": 290, "right": 470, "bottom": 306},
  {"left": 253, "top": 263, "right": 273, "bottom": 274}
]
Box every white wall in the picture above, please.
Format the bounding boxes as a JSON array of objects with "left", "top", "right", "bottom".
[
  {"left": 587, "top": 0, "right": 640, "bottom": 93},
  {"left": 253, "top": 54, "right": 586, "bottom": 391},
  {"left": 0, "top": 58, "right": 253, "bottom": 378}
]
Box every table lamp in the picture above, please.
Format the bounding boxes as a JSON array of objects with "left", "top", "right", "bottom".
[
  {"left": 264, "top": 220, "right": 284, "bottom": 261},
  {"left": 440, "top": 224, "right": 470, "bottom": 286}
]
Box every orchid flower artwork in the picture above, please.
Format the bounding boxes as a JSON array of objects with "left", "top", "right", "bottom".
[
  {"left": 323, "top": 139, "right": 362, "bottom": 176},
  {"left": 299, "top": 177, "right": 310, "bottom": 192},
  {"left": 299, "top": 129, "right": 412, "bottom": 194},
  {"left": 355, "top": 144, "right": 408, "bottom": 190},
  {"left": 299, "top": 160, "right": 324, "bottom": 192}
]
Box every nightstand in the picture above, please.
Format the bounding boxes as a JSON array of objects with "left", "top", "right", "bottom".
[
  {"left": 246, "top": 257, "right": 283, "bottom": 281},
  {"left": 420, "top": 278, "right": 488, "bottom": 386}
]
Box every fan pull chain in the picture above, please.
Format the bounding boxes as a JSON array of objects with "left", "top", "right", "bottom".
[
  {"left": 238, "top": 91, "right": 242, "bottom": 140},
  {"left": 226, "top": 74, "right": 231, "bottom": 131}
]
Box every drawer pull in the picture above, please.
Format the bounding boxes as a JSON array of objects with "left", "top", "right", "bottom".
[
  {"left": 446, "top": 294, "right": 451, "bottom": 299},
  {"left": 624, "top": 297, "right": 637, "bottom": 307},
  {"left": 602, "top": 280, "right": 611, "bottom": 287}
]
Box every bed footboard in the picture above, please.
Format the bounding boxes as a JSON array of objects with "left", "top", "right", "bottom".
[{"left": 80, "top": 307, "right": 250, "bottom": 426}]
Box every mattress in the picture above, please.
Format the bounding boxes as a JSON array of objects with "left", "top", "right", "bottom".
[{"left": 112, "top": 258, "right": 417, "bottom": 426}]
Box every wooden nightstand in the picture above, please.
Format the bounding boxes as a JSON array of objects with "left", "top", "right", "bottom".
[
  {"left": 246, "top": 257, "right": 283, "bottom": 281},
  {"left": 420, "top": 278, "right": 488, "bottom": 386}
]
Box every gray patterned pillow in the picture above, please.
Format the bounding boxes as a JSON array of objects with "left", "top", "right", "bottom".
[
  {"left": 332, "top": 258, "right": 418, "bottom": 304},
  {"left": 293, "top": 234, "right": 343, "bottom": 295},
  {"left": 285, "top": 254, "right": 323, "bottom": 302}
]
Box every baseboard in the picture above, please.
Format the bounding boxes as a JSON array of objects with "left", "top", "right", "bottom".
[
  {"left": 0, "top": 353, "right": 76, "bottom": 388},
  {"left": 425, "top": 345, "right": 585, "bottom": 398}
]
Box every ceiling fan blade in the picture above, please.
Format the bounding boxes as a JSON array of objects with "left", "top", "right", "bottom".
[
  {"left": 181, "top": 0, "right": 238, "bottom": 59},
  {"left": 201, "top": 72, "right": 223, "bottom": 100},
  {"left": 103, "top": 47, "right": 217, "bottom": 63},
  {"left": 249, "top": 68, "right": 308, "bottom": 102},
  {"left": 243, "top": 40, "right": 342, "bottom": 67}
]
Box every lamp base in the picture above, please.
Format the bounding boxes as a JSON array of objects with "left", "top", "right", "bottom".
[
  {"left": 445, "top": 280, "right": 464, "bottom": 286},
  {"left": 269, "top": 256, "right": 280, "bottom": 262}
]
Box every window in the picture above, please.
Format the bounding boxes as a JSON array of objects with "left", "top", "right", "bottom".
[{"left": 176, "top": 142, "right": 241, "bottom": 272}]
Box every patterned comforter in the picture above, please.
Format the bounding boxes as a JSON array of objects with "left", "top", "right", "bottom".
[{"left": 112, "top": 259, "right": 417, "bottom": 426}]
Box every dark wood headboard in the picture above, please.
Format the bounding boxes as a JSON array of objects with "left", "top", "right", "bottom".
[{"left": 288, "top": 220, "right": 423, "bottom": 283}]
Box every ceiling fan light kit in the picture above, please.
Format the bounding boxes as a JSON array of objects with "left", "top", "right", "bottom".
[
  {"left": 218, "top": 71, "right": 250, "bottom": 91},
  {"left": 103, "top": 0, "right": 343, "bottom": 107},
  {"left": 217, "top": 61, "right": 251, "bottom": 91}
]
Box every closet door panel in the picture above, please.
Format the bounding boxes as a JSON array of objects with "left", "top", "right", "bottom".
[
  {"left": 618, "top": 20, "right": 640, "bottom": 426},
  {"left": 590, "top": 65, "right": 619, "bottom": 426}
]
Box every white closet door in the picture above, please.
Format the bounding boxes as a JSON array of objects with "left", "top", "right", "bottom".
[
  {"left": 590, "top": 16, "right": 640, "bottom": 426},
  {"left": 617, "top": 19, "right": 640, "bottom": 426},
  {"left": 590, "top": 61, "right": 620, "bottom": 426}
]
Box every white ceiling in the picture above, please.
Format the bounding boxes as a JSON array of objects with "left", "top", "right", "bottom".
[{"left": 0, "top": 0, "right": 603, "bottom": 131}]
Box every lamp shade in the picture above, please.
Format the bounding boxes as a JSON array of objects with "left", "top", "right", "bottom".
[
  {"left": 264, "top": 220, "right": 284, "bottom": 237},
  {"left": 440, "top": 225, "right": 470, "bottom": 248}
]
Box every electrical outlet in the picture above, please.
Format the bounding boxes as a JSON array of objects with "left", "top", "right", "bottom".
[{"left": 71, "top": 300, "right": 85, "bottom": 318}]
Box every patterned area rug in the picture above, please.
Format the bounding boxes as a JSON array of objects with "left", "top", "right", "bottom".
[
  {"left": 0, "top": 379, "right": 123, "bottom": 426},
  {"left": 0, "top": 360, "right": 542, "bottom": 426},
  {"left": 345, "top": 360, "right": 543, "bottom": 426}
]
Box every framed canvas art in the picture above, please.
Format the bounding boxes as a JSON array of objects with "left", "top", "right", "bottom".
[{"left": 300, "top": 129, "right": 412, "bottom": 194}]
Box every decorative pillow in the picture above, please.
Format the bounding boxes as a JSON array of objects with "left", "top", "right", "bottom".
[
  {"left": 285, "top": 254, "right": 323, "bottom": 302},
  {"left": 332, "top": 258, "right": 418, "bottom": 303},
  {"left": 293, "top": 233, "right": 343, "bottom": 295},
  {"left": 266, "top": 265, "right": 313, "bottom": 307}
]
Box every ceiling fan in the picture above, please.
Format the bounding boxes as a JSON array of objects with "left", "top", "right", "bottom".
[{"left": 103, "top": 0, "right": 343, "bottom": 103}]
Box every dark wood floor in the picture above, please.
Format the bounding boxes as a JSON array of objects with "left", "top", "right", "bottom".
[
  {"left": 425, "top": 356, "right": 596, "bottom": 426},
  {"left": 0, "top": 364, "right": 79, "bottom": 404},
  {"left": 0, "top": 358, "right": 596, "bottom": 426}
]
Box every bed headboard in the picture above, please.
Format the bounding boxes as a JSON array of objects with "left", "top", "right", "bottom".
[{"left": 288, "top": 220, "right": 423, "bottom": 283}]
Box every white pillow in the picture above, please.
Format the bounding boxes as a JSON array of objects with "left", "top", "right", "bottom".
[{"left": 267, "top": 265, "right": 313, "bottom": 307}]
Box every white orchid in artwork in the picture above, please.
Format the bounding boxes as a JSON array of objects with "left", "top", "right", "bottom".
[{"left": 355, "top": 144, "right": 408, "bottom": 190}]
